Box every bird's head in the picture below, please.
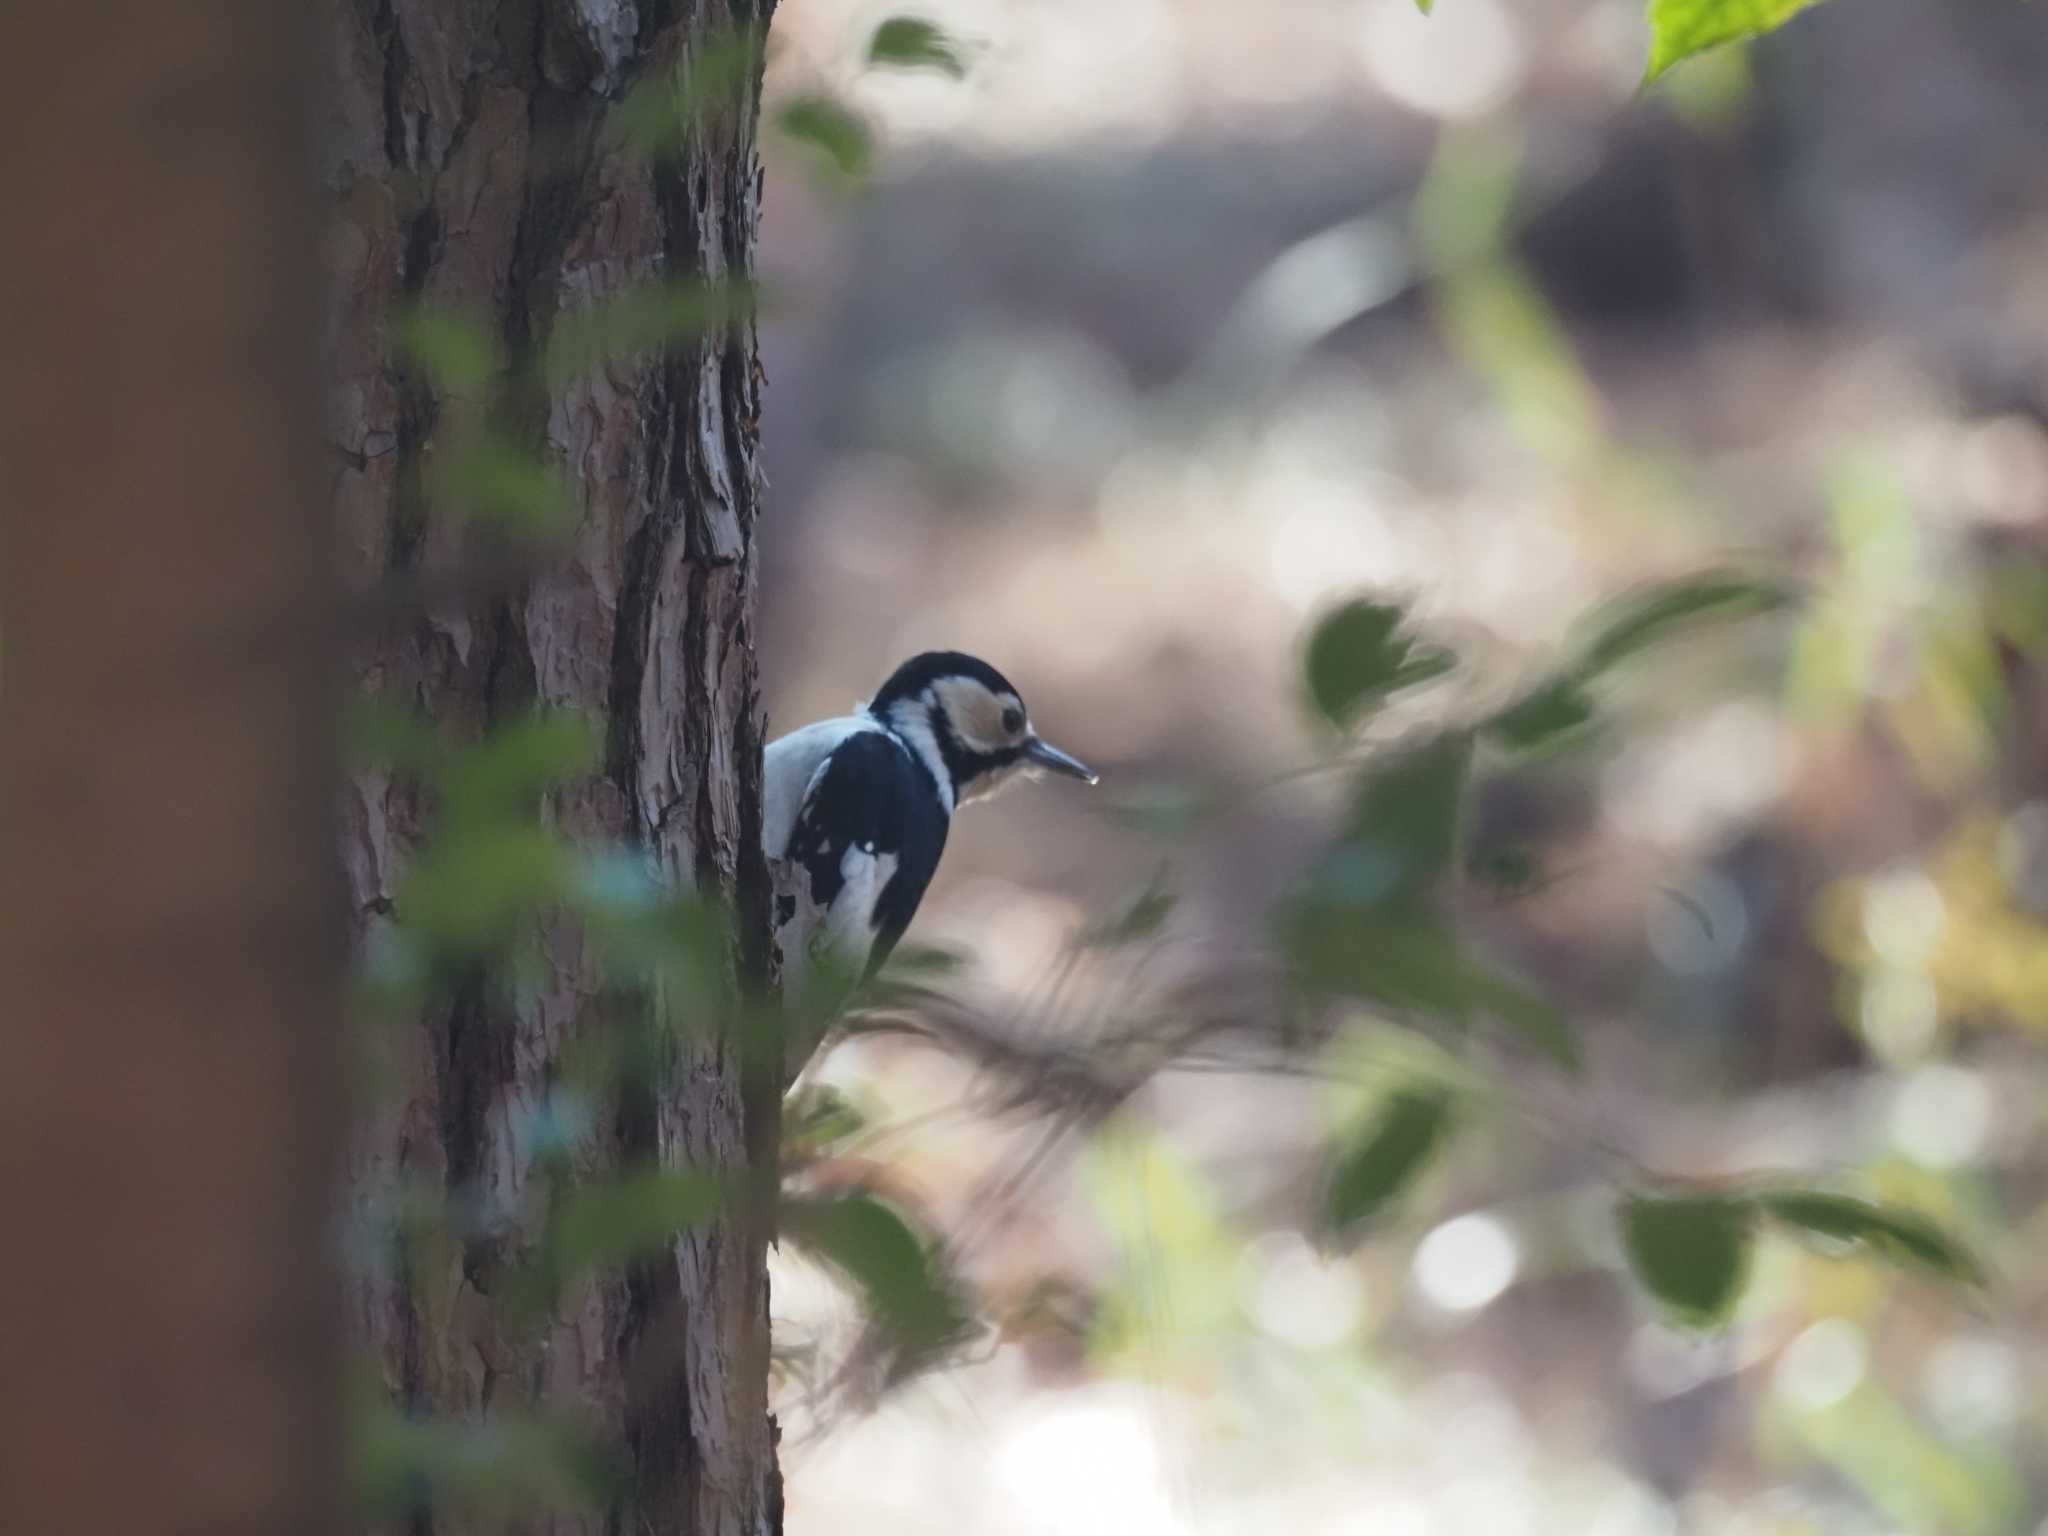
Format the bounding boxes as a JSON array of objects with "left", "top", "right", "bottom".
[{"left": 867, "top": 651, "right": 1096, "bottom": 806}]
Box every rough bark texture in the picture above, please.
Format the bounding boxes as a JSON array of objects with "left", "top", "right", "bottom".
[
  {"left": 0, "top": 4, "right": 341, "bottom": 1532},
  {"left": 322, "top": 1, "right": 779, "bottom": 1531}
]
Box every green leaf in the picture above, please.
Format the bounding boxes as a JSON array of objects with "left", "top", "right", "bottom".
[
  {"left": 552, "top": 1169, "right": 725, "bottom": 1277},
  {"left": 1285, "top": 904, "right": 1472, "bottom": 1024},
  {"left": 1342, "top": 731, "right": 1472, "bottom": 894},
  {"left": 350, "top": 1373, "right": 615, "bottom": 1518},
  {"left": 544, "top": 280, "right": 759, "bottom": 388},
  {"left": 400, "top": 827, "right": 575, "bottom": 960},
  {"left": 1571, "top": 570, "right": 1795, "bottom": 677},
  {"left": 775, "top": 96, "right": 873, "bottom": 180},
  {"left": 1321, "top": 1084, "right": 1455, "bottom": 1242},
  {"left": 348, "top": 698, "right": 442, "bottom": 772},
  {"left": 430, "top": 436, "right": 573, "bottom": 535},
  {"left": 782, "top": 1191, "right": 970, "bottom": 1360},
  {"left": 612, "top": 28, "right": 766, "bottom": 153},
  {"left": 1644, "top": 0, "right": 1829, "bottom": 82},
  {"left": 574, "top": 862, "right": 730, "bottom": 1005},
  {"left": 1485, "top": 677, "right": 1598, "bottom": 751},
  {"left": 1619, "top": 1193, "right": 1754, "bottom": 1326},
  {"left": 784, "top": 1085, "right": 867, "bottom": 1162},
  {"left": 397, "top": 308, "right": 495, "bottom": 396},
  {"left": 1284, "top": 897, "right": 1578, "bottom": 1069},
  {"left": 441, "top": 712, "right": 599, "bottom": 830},
  {"left": 1760, "top": 1192, "right": 1987, "bottom": 1287},
  {"left": 1435, "top": 265, "right": 1599, "bottom": 463},
  {"left": 868, "top": 16, "right": 967, "bottom": 77},
  {"left": 1303, "top": 598, "right": 1455, "bottom": 729}
]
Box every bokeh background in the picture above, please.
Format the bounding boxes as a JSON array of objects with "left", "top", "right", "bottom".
[{"left": 744, "top": 1, "right": 2048, "bottom": 1531}]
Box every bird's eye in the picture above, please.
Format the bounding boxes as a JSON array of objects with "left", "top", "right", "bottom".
[{"left": 1001, "top": 705, "right": 1025, "bottom": 735}]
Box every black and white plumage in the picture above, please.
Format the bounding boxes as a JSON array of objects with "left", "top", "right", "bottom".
[{"left": 764, "top": 651, "right": 1096, "bottom": 987}]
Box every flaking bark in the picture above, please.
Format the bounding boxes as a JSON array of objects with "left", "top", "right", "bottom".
[{"left": 325, "top": 2, "right": 780, "bottom": 1531}]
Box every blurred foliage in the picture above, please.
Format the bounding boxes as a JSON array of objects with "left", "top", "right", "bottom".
[
  {"left": 1281, "top": 567, "right": 1802, "bottom": 1075},
  {"left": 1302, "top": 598, "right": 1455, "bottom": 730},
  {"left": 782, "top": 1190, "right": 974, "bottom": 1378},
  {"left": 342, "top": 8, "right": 2039, "bottom": 1532},
  {"left": 774, "top": 96, "right": 875, "bottom": 183},
  {"left": 867, "top": 17, "right": 967, "bottom": 78},
  {"left": 351, "top": 1371, "right": 617, "bottom": 1522},
  {"left": 1622, "top": 1184, "right": 1983, "bottom": 1330},
  {"left": 612, "top": 27, "right": 767, "bottom": 154},
  {"left": 1790, "top": 458, "right": 2019, "bottom": 795},
  {"left": 1086, "top": 1129, "right": 1244, "bottom": 1377},
  {"left": 1320, "top": 1084, "right": 1457, "bottom": 1242},
  {"left": 360, "top": 707, "right": 595, "bottom": 974},
  {"left": 1777, "top": 1380, "right": 2024, "bottom": 1536},
  {"left": 550, "top": 1168, "right": 727, "bottom": 1282},
  {"left": 1760, "top": 1190, "right": 1986, "bottom": 1285},
  {"left": 614, "top": 17, "right": 960, "bottom": 193},
  {"left": 544, "top": 280, "right": 761, "bottom": 390}
]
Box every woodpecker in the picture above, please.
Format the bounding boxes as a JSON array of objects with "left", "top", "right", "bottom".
[{"left": 763, "top": 651, "right": 1096, "bottom": 989}]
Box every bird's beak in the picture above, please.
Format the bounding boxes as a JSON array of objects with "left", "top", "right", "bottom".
[{"left": 1025, "top": 736, "right": 1097, "bottom": 785}]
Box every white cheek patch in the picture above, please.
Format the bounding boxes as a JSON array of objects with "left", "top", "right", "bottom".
[{"left": 933, "top": 677, "right": 1022, "bottom": 754}]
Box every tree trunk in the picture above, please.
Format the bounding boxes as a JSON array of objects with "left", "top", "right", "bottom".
[
  {"left": 324, "top": 1, "right": 779, "bottom": 1532},
  {"left": 0, "top": 4, "right": 342, "bottom": 1532}
]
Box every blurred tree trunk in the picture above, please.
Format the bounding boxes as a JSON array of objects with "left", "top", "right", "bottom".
[
  {"left": 324, "top": 1, "right": 778, "bottom": 1533},
  {"left": 0, "top": 4, "right": 342, "bottom": 1534}
]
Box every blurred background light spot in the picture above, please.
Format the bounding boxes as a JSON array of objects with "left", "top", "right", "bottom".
[
  {"left": 1357, "top": 0, "right": 1524, "bottom": 119},
  {"left": 945, "top": 0, "right": 1181, "bottom": 151},
  {"left": 1458, "top": 511, "right": 1582, "bottom": 633},
  {"left": 1423, "top": 1372, "right": 1530, "bottom": 1471},
  {"left": 1953, "top": 414, "right": 2048, "bottom": 525},
  {"left": 1888, "top": 1063, "right": 1991, "bottom": 1168},
  {"left": 1372, "top": 1494, "right": 1438, "bottom": 1536},
  {"left": 997, "top": 1388, "right": 1187, "bottom": 1536},
  {"left": 1626, "top": 1323, "right": 1733, "bottom": 1401},
  {"left": 1264, "top": 482, "right": 1404, "bottom": 611},
  {"left": 1645, "top": 870, "right": 1748, "bottom": 976},
  {"left": 1240, "top": 1230, "right": 1367, "bottom": 1347},
  {"left": 1412, "top": 1212, "right": 1520, "bottom": 1313},
  {"left": 1566, "top": 0, "right": 1659, "bottom": 100},
  {"left": 1772, "top": 1317, "right": 1868, "bottom": 1414},
  {"left": 1440, "top": 1472, "right": 1538, "bottom": 1536},
  {"left": 1603, "top": 703, "right": 1789, "bottom": 849},
  {"left": 1584, "top": 1477, "right": 1680, "bottom": 1536},
  {"left": 1921, "top": 1335, "right": 2019, "bottom": 1439},
  {"left": 1857, "top": 968, "right": 1940, "bottom": 1062},
  {"left": 1205, "top": 218, "right": 1410, "bottom": 379},
  {"left": 912, "top": 326, "right": 1134, "bottom": 488},
  {"left": 1861, "top": 867, "right": 1946, "bottom": 967}
]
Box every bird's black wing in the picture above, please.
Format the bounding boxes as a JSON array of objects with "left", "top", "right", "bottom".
[{"left": 783, "top": 729, "right": 949, "bottom": 976}]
